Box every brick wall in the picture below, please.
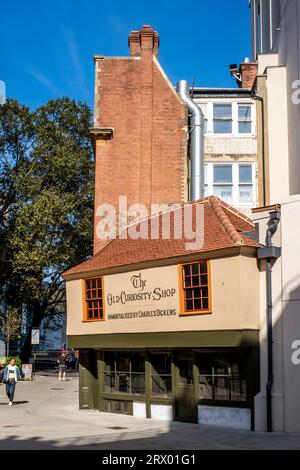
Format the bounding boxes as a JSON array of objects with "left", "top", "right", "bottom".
[
  {"left": 239, "top": 62, "right": 258, "bottom": 90},
  {"left": 93, "top": 26, "right": 188, "bottom": 254}
]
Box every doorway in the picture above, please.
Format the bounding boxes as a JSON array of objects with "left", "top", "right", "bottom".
[{"left": 174, "top": 351, "right": 197, "bottom": 423}]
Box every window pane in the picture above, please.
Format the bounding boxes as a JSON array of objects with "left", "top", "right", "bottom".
[
  {"left": 230, "top": 378, "right": 247, "bottom": 402},
  {"left": 213, "top": 186, "right": 233, "bottom": 203},
  {"left": 131, "top": 352, "right": 145, "bottom": 373},
  {"left": 178, "top": 359, "right": 194, "bottom": 385},
  {"left": 183, "top": 264, "right": 191, "bottom": 276},
  {"left": 116, "top": 353, "right": 130, "bottom": 372},
  {"left": 213, "top": 165, "right": 232, "bottom": 184},
  {"left": 200, "top": 263, "right": 207, "bottom": 274},
  {"left": 131, "top": 374, "right": 145, "bottom": 394},
  {"left": 191, "top": 263, "right": 199, "bottom": 275},
  {"left": 239, "top": 165, "right": 252, "bottom": 183},
  {"left": 151, "top": 354, "right": 171, "bottom": 375},
  {"left": 214, "top": 377, "right": 230, "bottom": 400},
  {"left": 199, "top": 376, "right": 213, "bottom": 399},
  {"left": 214, "top": 120, "right": 232, "bottom": 134},
  {"left": 239, "top": 185, "right": 253, "bottom": 203},
  {"left": 238, "top": 105, "right": 251, "bottom": 120},
  {"left": 214, "top": 104, "right": 232, "bottom": 119},
  {"left": 151, "top": 375, "right": 172, "bottom": 397},
  {"left": 104, "top": 352, "right": 115, "bottom": 372},
  {"left": 151, "top": 353, "right": 172, "bottom": 397},
  {"left": 238, "top": 121, "right": 251, "bottom": 134}
]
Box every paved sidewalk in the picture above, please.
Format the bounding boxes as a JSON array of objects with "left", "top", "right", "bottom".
[{"left": 0, "top": 376, "right": 300, "bottom": 450}]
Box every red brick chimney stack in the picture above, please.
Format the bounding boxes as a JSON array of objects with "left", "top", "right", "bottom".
[
  {"left": 128, "top": 25, "right": 160, "bottom": 58},
  {"left": 238, "top": 61, "right": 258, "bottom": 89}
]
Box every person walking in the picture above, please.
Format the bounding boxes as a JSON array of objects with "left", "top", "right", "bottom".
[
  {"left": 74, "top": 349, "right": 79, "bottom": 372},
  {"left": 58, "top": 352, "right": 67, "bottom": 382},
  {"left": 3, "top": 358, "right": 21, "bottom": 406}
]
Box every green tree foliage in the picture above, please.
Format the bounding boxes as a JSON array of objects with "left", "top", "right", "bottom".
[
  {"left": 0, "top": 98, "right": 94, "bottom": 358},
  {"left": 0, "top": 99, "right": 35, "bottom": 297},
  {"left": 2, "top": 307, "right": 22, "bottom": 356}
]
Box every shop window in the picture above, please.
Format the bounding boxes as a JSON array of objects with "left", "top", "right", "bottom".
[
  {"left": 107, "top": 400, "right": 131, "bottom": 415},
  {"left": 104, "top": 352, "right": 145, "bottom": 396},
  {"left": 151, "top": 353, "right": 172, "bottom": 397},
  {"left": 197, "top": 353, "right": 247, "bottom": 403},
  {"left": 180, "top": 261, "right": 211, "bottom": 315},
  {"left": 84, "top": 278, "right": 104, "bottom": 321}
]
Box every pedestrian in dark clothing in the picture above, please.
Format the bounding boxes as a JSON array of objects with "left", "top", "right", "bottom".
[
  {"left": 58, "top": 353, "right": 67, "bottom": 382},
  {"left": 74, "top": 349, "right": 79, "bottom": 372}
]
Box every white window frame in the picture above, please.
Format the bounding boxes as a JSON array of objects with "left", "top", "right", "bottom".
[
  {"left": 195, "top": 98, "right": 256, "bottom": 137},
  {"left": 205, "top": 162, "right": 256, "bottom": 207},
  {"left": 213, "top": 103, "right": 233, "bottom": 135}
]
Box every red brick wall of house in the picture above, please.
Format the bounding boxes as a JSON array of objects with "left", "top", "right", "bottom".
[
  {"left": 239, "top": 62, "right": 258, "bottom": 90},
  {"left": 93, "top": 26, "right": 188, "bottom": 254}
]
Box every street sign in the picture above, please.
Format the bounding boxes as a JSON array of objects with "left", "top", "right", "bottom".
[
  {"left": 22, "top": 363, "right": 33, "bottom": 381},
  {"left": 31, "top": 329, "right": 40, "bottom": 345}
]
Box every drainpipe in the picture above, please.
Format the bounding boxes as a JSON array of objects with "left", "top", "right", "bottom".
[
  {"left": 176, "top": 80, "right": 204, "bottom": 201},
  {"left": 252, "top": 93, "right": 267, "bottom": 207},
  {"left": 257, "top": 210, "right": 281, "bottom": 432}
]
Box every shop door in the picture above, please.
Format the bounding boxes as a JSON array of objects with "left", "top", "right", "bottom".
[{"left": 175, "top": 353, "right": 197, "bottom": 423}]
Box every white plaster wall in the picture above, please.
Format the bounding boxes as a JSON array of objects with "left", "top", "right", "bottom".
[
  {"left": 198, "top": 405, "right": 251, "bottom": 431},
  {"left": 205, "top": 136, "right": 257, "bottom": 155},
  {"left": 281, "top": 197, "right": 300, "bottom": 432},
  {"left": 133, "top": 402, "right": 147, "bottom": 419},
  {"left": 277, "top": 0, "right": 300, "bottom": 196},
  {"left": 150, "top": 404, "right": 173, "bottom": 421},
  {"left": 253, "top": 197, "right": 300, "bottom": 432},
  {"left": 265, "top": 66, "right": 290, "bottom": 203}
]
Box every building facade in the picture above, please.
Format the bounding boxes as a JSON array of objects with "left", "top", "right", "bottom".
[
  {"left": 64, "top": 197, "right": 261, "bottom": 430},
  {"left": 192, "top": 88, "right": 259, "bottom": 215},
  {"left": 248, "top": 0, "right": 300, "bottom": 432},
  {"left": 92, "top": 25, "right": 188, "bottom": 254}
]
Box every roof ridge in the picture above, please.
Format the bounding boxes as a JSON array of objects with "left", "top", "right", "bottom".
[
  {"left": 208, "top": 196, "right": 244, "bottom": 246},
  {"left": 219, "top": 200, "right": 255, "bottom": 227}
]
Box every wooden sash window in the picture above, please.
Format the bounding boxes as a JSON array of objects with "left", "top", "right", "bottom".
[
  {"left": 84, "top": 278, "right": 105, "bottom": 321},
  {"left": 180, "top": 261, "right": 211, "bottom": 315}
]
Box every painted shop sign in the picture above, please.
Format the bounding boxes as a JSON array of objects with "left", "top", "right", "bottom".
[{"left": 104, "top": 267, "right": 179, "bottom": 321}]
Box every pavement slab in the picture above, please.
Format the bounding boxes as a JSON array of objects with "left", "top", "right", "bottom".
[{"left": 0, "top": 375, "right": 300, "bottom": 450}]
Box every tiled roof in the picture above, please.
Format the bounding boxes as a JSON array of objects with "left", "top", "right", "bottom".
[{"left": 63, "top": 196, "right": 259, "bottom": 278}]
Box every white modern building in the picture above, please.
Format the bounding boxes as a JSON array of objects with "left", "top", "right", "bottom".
[
  {"left": 192, "top": 88, "right": 258, "bottom": 215},
  {"left": 249, "top": 0, "right": 300, "bottom": 432}
]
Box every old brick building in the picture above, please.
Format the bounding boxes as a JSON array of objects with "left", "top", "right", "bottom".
[
  {"left": 64, "top": 25, "right": 263, "bottom": 430},
  {"left": 92, "top": 25, "right": 188, "bottom": 254}
]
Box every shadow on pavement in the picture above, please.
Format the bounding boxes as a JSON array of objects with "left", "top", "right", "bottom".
[{"left": 0, "top": 425, "right": 300, "bottom": 450}]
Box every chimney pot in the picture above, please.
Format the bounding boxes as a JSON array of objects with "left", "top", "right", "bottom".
[{"left": 128, "top": 25, "right": 160, "bottom": 58}]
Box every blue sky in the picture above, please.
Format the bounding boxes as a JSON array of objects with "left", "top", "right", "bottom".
[{"left": 1, "top": 0, "right": 251, "bottom": 110}]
